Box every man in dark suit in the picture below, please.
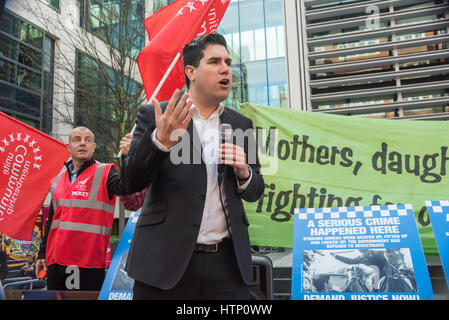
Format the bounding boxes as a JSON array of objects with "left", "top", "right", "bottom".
[{"left": 121, "top": 33, "right": 264, "bottom": 299}]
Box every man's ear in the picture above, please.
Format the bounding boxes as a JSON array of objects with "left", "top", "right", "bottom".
[{"left": 185, "top": 65, "right": 195, "bottom": 82}]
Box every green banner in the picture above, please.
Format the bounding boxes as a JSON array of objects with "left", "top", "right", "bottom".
[{"left": 240, "top": 103, "right": 449, "bottom": 255}]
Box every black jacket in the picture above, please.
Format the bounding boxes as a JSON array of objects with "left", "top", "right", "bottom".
[
  {"left": 0, "top": 250, "right": 7, "bottom": 280},
  {"left": 121, "top": 103, "right": 264, "bottom": 290}
]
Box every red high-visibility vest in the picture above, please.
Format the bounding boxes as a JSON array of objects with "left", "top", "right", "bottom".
[{"left": 46, "top": 162, "right": 117, "bottom": 269}]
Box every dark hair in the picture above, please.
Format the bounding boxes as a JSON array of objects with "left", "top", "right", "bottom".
[{"left": 182, "top": 33, "right": 229, "bottom": 88}]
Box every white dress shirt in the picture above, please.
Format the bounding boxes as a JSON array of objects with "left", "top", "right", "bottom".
[{"left": 151, "top": 103, "right": 252, "bottom": 244}]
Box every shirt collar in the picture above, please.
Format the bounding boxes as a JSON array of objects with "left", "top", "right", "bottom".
[
  {"left": 65, "top": 158, "right": 96, "bottom": 176},
  {"left": 191, "top": 102, "right": 224, "bottom": 120}
]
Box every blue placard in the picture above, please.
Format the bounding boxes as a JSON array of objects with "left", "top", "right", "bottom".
[
  {"left": 291, "top": 204, "right": 433, "bottom": 300},
  {"left": 426, "top": 200, "right": 449, "bottom": 289},
  {"left": 98, "top": 210, "right": 140, "bottom": 300}
]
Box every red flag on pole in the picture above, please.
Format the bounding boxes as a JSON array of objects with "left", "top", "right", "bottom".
[
  {"left": 0, "top": 112, "right": 70, "bottom": 240},
  {"left": 138, "top": 0, "right": 230, "bottom": 102}
]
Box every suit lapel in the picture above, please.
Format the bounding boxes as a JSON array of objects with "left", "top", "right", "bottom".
[
  {"left": 186, "top": 118, "right": 202, "bottom": 165},
  {"left": 185, "top": 117, "right": 207, "bottom": 196},
  {"left": 219, "top": 107, "right": 233, "bottom": 128}
]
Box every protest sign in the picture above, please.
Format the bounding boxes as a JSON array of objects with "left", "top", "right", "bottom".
[
  {"left": 426, "top": 200, "right": 449, "bottom": 288},
  {"left": 240, "top": 103, "right": 448, "bottom": 254},
  {"left": 0, "top": 207, "right": 47, "bottom": 266},
  {"left": 291, "top": 204, "right": 433, "bottom": 300},
  {"left": 98, "top": 211, "right": 140, "bottom": 300}
]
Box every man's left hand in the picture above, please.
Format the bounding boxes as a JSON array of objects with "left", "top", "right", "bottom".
[{"left": 219, "top": 143, "right": 250, "bottom": 181}]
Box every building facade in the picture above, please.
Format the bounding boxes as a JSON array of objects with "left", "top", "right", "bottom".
[
  {"left": 156, "top": 0, "right": 449, "bottom": 119},
  {"left": 2, "top": 0, "right": 448, "bottom": 142},
  {"left": 0, "top": 6, "right": 55, "bottom": 134},
  {"left": 1, "top": 0, "right": 150, "bottom": 151},
  {"left": 285, "top": 0, "right": 449, "bottom": 119}
]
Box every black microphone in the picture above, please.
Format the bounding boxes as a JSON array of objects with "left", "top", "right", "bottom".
[{"left": 218, "top": 123, "right": 232, "bottom": 185}]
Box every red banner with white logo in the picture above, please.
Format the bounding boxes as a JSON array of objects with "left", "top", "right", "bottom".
[
  {"left": 138, "top": 0, "right": 230, "bottom": 102},
  {"left": 0, "top": 112, "right": 70, "bottom": 240}
]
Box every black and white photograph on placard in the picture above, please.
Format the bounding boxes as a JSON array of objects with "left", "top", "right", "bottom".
[{"left": 303, "top": 249, "right": 417, "bottom": 293}]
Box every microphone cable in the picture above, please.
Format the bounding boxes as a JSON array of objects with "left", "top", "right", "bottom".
[{"left": 218, "top": 171, "right": 233, "bottom": 242}]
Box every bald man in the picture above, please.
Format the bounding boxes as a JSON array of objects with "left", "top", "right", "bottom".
[{"left": 36, "top": 127, "right": 129, "bottom": 291}]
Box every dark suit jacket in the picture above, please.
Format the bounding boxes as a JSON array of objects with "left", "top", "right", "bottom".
[{"left": 121, "top": 102, "right": 264, "bottom": 290}]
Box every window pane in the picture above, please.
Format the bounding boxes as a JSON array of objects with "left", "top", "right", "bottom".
[
  {"left": 153, "top": 0, "right": 176, "bottom": 13},
  {"left": 81, "top": 0, "right": 145, "bottom": 59},
  {"left": 267, "top": 57, "right": 287, "bottom": 107},
  {"left": 16, "top": 115, "right": 39, "bottom": 128},
  {"left": 265, "top": 0, "right": 284, "bottom": 59},
  {"left": 0, "top": 83, "right": 15, "bottom": 110},
  {"left": 0, "top": 34, "right": 18, "bottom": 60},
  {"left": 40, "top": 0, "right": 60, "bottom": 10},
  {"left": 0, "top": 13, "right": 53, "bottom": 131},
  {"left": 0, "top": 58, "right": 15, "bottom": 85},
  {"left": 0, "top": 12, "right": 18, "bottom": 37},
  {"left": 17, "top": 66, "right": 41, "bottom": 92},
  {"left": 19, "top": 21, "right": 43, "bottom": 49},
  {"left": 0, "top": 83, "right": 40, "bottom": 118},
  {"left": 219, "top": 3, "right": 240, "bottom": 64},
  {"left": 16, "top": 88, "right": 41, "bottom": 117},
  {"left": 42, "top": 35, "right": 52, "bottom": 72},
  {"left": 239, "top": 0, "right": 265, "bottom": 63},
  {"left": 245, "top": 60, "right": 268, "bottom": 106},
  {"left": 19, "top": 44, "right": 42, "bottom": 69},
  {"left": 218, "top": 0, "right": 287, "bottom": 108},
  {"left": 225, "top": 64, "right": 245, "bottom": 109}
]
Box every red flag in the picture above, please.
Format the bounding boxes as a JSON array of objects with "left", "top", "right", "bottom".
[
  {"left": 0, "top": 112, "right": 70, "bottom": 240},
  {"left": 138, "top": 0, "right": 230, "bottom": 102}
]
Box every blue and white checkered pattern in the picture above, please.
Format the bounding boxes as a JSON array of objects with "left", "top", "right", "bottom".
[
  {"left": 295, "top": 204, "right": 412, "bottom": 220},
  {"left": 426, "top": 200, "right": 449, "bottom": 222},
  {"left": 129, "top": 211, "right": 140, "bottom": 223}
]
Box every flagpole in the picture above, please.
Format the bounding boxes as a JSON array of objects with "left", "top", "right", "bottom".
[{"left": 117, "top": 52, "right": 181, "bottom": 158}]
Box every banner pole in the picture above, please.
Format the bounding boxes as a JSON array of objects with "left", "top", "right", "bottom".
[{"left": 117, "top": 52, "right": 181, "bottom": 158}]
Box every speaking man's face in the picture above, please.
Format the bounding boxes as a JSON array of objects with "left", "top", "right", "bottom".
[
  {"left": 67, "top": 128, "right": 96, "bottom": 162},
  {"left": 190, "top": 43, "right": 232, "bottom": 104}
]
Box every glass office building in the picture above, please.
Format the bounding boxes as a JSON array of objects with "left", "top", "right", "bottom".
[
  {"left": 218, "top": 0, "right": 288, "bottom": 109},
  {"left": 79, "top": 0, "right": 145, "bottom": 59},
  {"left": 155, "top": 0, "right": 289, "bottom": 109},
  {"left": 0, "top": 10, "right": 55, "bottom": 133}
]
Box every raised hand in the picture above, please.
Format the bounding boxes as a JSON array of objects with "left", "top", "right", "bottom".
[
  {"left": 154, "top": 89, "right": 195, "bottom": 149},
  {"left": 119, "top": 133, "right": 133, "bottom": 156}
]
